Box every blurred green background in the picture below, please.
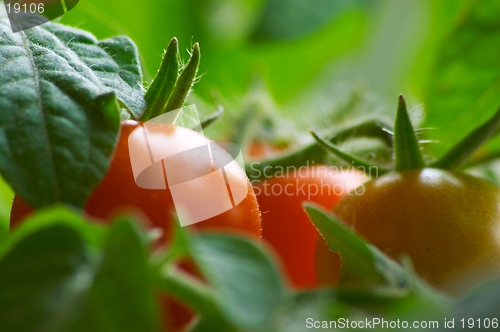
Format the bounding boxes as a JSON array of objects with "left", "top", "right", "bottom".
[{"left": 2, "top": 0, "right": 500, "bottom": 234}]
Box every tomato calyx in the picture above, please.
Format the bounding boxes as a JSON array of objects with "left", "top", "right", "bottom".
[
  {"left": 140, "top": 38, "right": 201, "bottom": 121},
  {"left": 311, "top": 95, "right": 500, "bottom": 175}
]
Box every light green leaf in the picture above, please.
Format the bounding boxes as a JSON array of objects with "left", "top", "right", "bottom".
[
  {"left": 425, "top": 0, "right": 500, "bottom": 157},
  {"left": 304, "top": 202, "right": 448, "bottom": 305},
  {"left": 190, "top": 233, "right": 286, "bottom": 331},
  {"left": 252, "top": 0, "right": 370, "bottom": 40}
]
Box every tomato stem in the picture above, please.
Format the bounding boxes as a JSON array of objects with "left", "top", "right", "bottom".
[
  {"left": 155, "top": 264, "right": 225, "bottom": 320},
  {"left": 394, "top": 95, "right": 425, "bottom": 171},
  {"left": 200, "top": 106, "right": 224, "bottom": 130},
  {"left": 142, "top": 38, "right": 180, "bottom": 121},
  {"left": 246, "top": 119, "right": 392, "bottom": 179},
  {"left": 310, "top": 130, "right": 390, "bottom": 176}
]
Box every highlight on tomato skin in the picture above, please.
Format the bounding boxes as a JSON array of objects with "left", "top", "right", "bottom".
[
  {"left": 10, "top": 120, "right": 262, "bottom": 332},
  {"left": 253, "top": 165, "right": 367, "bottom": 289},
  {"left": 316, "top": 168, "right": 500, "bottom": 296}
]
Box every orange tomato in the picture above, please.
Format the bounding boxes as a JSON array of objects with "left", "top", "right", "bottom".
[{"left": 254, "top": 165, "right": 366, "bottom": 288}]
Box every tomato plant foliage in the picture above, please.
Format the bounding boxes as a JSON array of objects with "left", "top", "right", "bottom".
[{"left": 0, "top": 12, "right": 145, "bottom": 209}]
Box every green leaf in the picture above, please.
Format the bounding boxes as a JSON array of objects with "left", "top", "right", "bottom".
[
  {"left": 0, "top": 206, "right": 106, "bottom": 258},
  {"left": 142, "top": 37, "right": 180, "bottom": 121},
  {"left": 456, "top": 279, "right": 500, "bottom": 320},
  {"left": 304, "top": 203, "right": 449, "bottom": 310},
  {"left": 164, "top": 43, "right": 200, "bottom": 112},
  {"left": 0, "top": 19, "right": 123, "bottom": 209},
  {"left": 41, "top": 24, "right": 146, "bottom": 119},
  {"left": 0, "top": 176, "right": 13, "bottom": 244},
  {"left": 394, "top": 95, "right": 425, "bottom": 171},
  {"left": 0, "top": 209, "right": 157, "bottom": 331},
  {"left": 424, "top": 0, "right": 500, "bottom": 157},
  {"left": 69, "top": 217, "right": 157, "bottom": 332},
  {"left": 265, "top": 290, "right": 336, "bottom": 332},
  {"left": 431, "top": 108, "right": 500, "bottom": 169},
  {"left": 0, "top": 225, "right": 93, "bottom": 332},
  {"left": 190, "top": 233, "right": 286, "bottom": 331},
  {"left": 304, "top": 203, "right": 386, "bottom": 286}
]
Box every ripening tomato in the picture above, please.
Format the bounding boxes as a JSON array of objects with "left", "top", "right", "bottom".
[
  {"left": 254, "top": 165, "right": 366, "bottom": 288},
  {"left": 11, "top": 120, "right": 261, "bottom": 331},
  {"left": 316, "top": 168, "right": 500, "bottom": 295}
]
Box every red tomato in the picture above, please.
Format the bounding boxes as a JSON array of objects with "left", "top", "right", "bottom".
[
  {"left": 253, "top": 165, "right": 366, "bottom": 288},
  {"left": 11, "top": 120, "right": 262, "bottom": 331}
]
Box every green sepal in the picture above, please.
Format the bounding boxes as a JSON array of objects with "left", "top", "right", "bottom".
[
  {"left": 200, "top": 106, "right": 224, "bottom": 130},
  {"left": 141, "top": 38, "right": 180, "bottom": 121},
  {"left": 431, "top": 108, "right": 500, "bottom": 170},
  {"left": 310, "top": 130, "right": 390, "bottom": 176},
  {"left": 394, "top": 95, "right": 425, "bottom": 171},
  {"left": 246, "top": 119, "right": 392, "bottom": 180},
  {"left": 164, "top": 43, "right": 201, "bottom": 113}
]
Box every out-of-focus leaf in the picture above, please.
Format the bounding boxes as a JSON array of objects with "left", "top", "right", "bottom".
[
  {"left": 251, "top": 0, "right": 370, "bottom": 41},
  {"left": 0, "top": 225, "right": 92, "bottom": 332},
  {"left": 0, "top": 211, "right": 157, "bottom": 332},
  {"left": 0, "top": 206, "right": 106, "bottom": 256},
  {"left": 69, "top": 217, "right": 157, "bottom": 332},
  {"left": 455, "top": 279, "right": 500, "bottom": 322},
  {"left": 0, "top": 176, "right": 13, "bottom": 243},
  {"left": 425, "top": 0, "right": 500, "bottom": 157},
  {"left": 189, "top": 233, "right": 286, "bottom": 331},
  {"left": 264, "top": 289, "right": 337, "bottom": 332},
  {"left": 304, "top": 203, "right": 449, "bottom": 310},
  {"left": 305, "top": 203, "right": 393, "bottom": 286}
]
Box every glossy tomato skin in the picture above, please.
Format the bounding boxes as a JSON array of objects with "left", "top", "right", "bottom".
[
  {"left": 11, "top": 120, "right": 261, "bottom": 331},
  {"left": 254, "top": 166, "right": 366, "bottom": 288},
  {"left": 318, "top": 168, "right": 500, "bottom": 295}
]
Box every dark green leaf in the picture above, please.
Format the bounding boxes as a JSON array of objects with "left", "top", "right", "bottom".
[
  {"left": 394, "top": 95, "right": 425, "bottom": 171},
  {"left": 425, "top": 0, "right": 500, "bottom": 157},
  {"left": 0, "top": 210, "right": 156, "bottom": 332},
  {"left": 0, "top": 225, "right": 93, "bottom": 332},
  {"left": 69, "top": 217, "right": 157, "bottom": 332},
  {"left": 41, "top": 24, "right": 146, "bottom": 118},
  {"left": 190, "top": 233, "right": 286, "bottom": 330},
  {"left": 0, "top": 19, "right": 122, "bottom": 209}
]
